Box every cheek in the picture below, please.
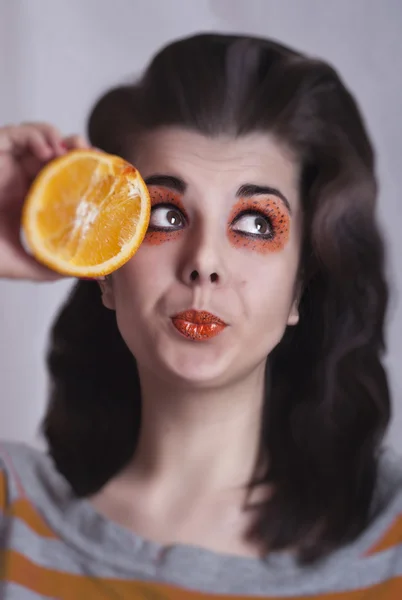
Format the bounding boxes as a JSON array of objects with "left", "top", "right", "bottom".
[
  {"left": 114, "top": 246, "right": 173, "bottom": 310},
  {"left": 237, "top": 258, "right": 298, "bottom": 323}
]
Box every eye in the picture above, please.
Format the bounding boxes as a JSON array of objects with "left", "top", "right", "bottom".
[
  {"left": 231, "top": 212, "right": 272, "bottom": 237},
  {"left": 149, "top": 204, "right": 186, "bottom": 230}
]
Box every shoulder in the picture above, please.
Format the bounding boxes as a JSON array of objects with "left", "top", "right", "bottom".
[
  {"left": 0, "top": 440, "right": 71, "bottom": 514},
  {"left": 361, "top": 449, "right": 402, "bottom": 558},
  {"left": 374, "top": 448, "right": 402, "bottom": 512}
]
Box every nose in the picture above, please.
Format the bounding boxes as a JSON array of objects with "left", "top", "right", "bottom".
[
  {"left": 188, "top": 269, "right": 219, "bottom": 284},
  {"left": 179, "top": 220, "right": 227, "bottom": 287}
]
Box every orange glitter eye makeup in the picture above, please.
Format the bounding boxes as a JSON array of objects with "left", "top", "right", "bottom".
[
  {"left": 228, "top": 197, "right": 290, "bottom": 254},
  {"left": 145, "top": 187, "right": 187, "bottom": 246}
]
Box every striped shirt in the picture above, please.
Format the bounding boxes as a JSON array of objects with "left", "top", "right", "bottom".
[{"left": 1, "top": 441, "right": 402, "bottom": 599}]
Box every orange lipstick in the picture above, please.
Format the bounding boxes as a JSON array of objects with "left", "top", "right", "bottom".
[{"left": 171, "top": 310, "right": 227, "bottom": 341}]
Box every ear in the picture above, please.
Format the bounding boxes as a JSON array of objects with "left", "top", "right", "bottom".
[
  {"left": 287, "top": 298, "right": 300, "bottom": 326},
  {"left": 287, "top": 282, "right": 302, "bottom": 327},
  {"left": 97, "top": 276, "right": 116, "bottom": 310}
]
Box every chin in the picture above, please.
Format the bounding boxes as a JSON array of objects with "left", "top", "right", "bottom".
[{"left": 156, "top": 337, "right": 235, "bottom": 387}]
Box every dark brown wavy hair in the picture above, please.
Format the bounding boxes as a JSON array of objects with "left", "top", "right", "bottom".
[{"left": 43, "top": 33, "right": 390, "bottom": 563}]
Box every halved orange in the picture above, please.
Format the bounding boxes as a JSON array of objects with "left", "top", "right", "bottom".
[{"left": 22, "top": 150, "right": 150, "bottom": 277}]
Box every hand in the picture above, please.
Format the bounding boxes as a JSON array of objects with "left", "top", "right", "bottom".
[{"left": 0, "top": 122, "right": 89, "bottom": 280}]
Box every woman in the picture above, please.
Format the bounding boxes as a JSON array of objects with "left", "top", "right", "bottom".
[{"left": 0, "top": 33, "right": 398, "bottom": 598}]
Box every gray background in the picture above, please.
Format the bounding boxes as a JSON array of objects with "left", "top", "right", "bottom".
[{"left": 0, "top": 0, "right": 401, "bottom": 449}]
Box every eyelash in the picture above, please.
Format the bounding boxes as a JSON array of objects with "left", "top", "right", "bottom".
[{"left": 230, "top": 209, "right": 274, "bottom": 239}]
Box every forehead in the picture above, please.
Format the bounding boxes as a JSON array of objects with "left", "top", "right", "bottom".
[{"left": 133, "top": 128, "right": 300, "bottom": 197}]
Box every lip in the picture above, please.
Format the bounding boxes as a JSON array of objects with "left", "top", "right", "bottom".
[
  {"left": 173, "top": 310, "right": 227, "bottom": 326},
  {"left": 171, "top": 310, "right": 227, "bottom": 341}
]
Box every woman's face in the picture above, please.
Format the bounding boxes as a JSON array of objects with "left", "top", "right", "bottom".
[{"left": 102, "top": 128, "right": 303, "bottom": 387}]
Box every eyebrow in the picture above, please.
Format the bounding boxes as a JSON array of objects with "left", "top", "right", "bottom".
[
  {"left": 145, "top": 175, "right": 291, "bottom": 214},
  {"left": 236, "top": 184, "right": 291, "bottom": 214},
  {"left": 145, "top": 175, "right": 186, "bottom": 194}
]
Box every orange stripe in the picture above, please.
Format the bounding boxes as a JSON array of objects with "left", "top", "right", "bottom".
[
  {"left": 2, "top": 549, "right": 402, "bottom": 599},
  {"left": 6, "top": 498, "right": 58, "bottom": 539},
  {"left": 365, "top": 514, "right": 402, "bottom": 556},
  {"left": 0, "top": 470, "right": 6, "bottom": 510}
]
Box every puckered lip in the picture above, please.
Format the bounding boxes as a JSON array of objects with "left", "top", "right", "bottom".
[{"left": 171, "top": 310, "right": 227, "bottom": 326}]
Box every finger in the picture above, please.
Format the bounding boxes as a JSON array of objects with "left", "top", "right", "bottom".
[
  {"left": 24, "top": 129, "right": 54, "bottom": 162},
  {"left": 63, "top": 134, "right": 90, "bottom": 151},
  {"left": 22, "top": 122, "right": 66, "bottom": 155},
  {"left": 15, "top": 255, "right": 63, "bottom": 281},
  {"left": 23, "top": 258, "right": 63, "bottom": 281},
  {"left": 19, "top": 154, "right": 45, "bottom": 180},
  {"left": 5, "top": 125, "right": 54, "bottom": 161}
]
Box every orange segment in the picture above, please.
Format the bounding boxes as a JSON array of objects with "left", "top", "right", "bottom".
[{"left": 22, "top": 150, "right": 150, "bottom": 277}]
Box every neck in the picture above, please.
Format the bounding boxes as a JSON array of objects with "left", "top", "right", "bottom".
[{"left": 128, "top": 362, "right": 266, "bottom": 494}]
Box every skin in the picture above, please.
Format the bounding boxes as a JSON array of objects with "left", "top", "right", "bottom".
[{"left": 93, "top": 127, "right": 303, "bottom": 556}]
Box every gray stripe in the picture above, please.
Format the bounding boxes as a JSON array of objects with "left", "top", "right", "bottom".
[
  {"left": 0, "top": 582, "right": 54, "bottom": 600},
  {"left": 1, "top": 517, "right": 154, "bottom": 580}
]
